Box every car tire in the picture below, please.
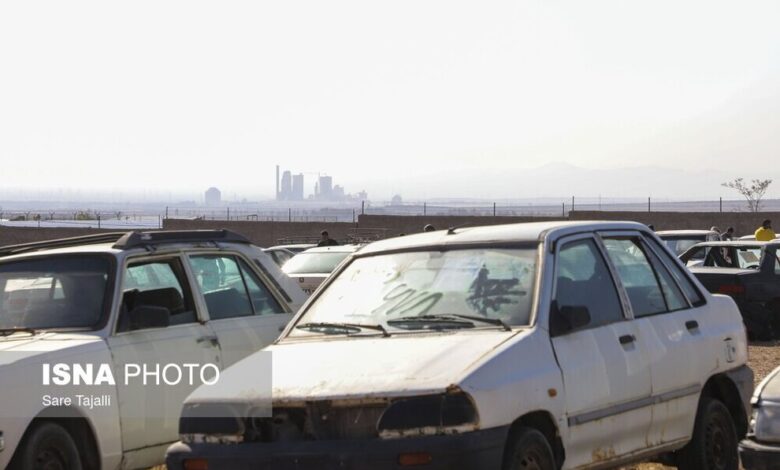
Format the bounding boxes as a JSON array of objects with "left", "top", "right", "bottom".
[
  {"left": 676, "top": 397, "right": 738, "bottom": 470},
  {"left": 10, "top": 422, "right": 83, "bottom": 470},
  {"left": 503, "top": 426, "right": 556, "bottom": 470}
]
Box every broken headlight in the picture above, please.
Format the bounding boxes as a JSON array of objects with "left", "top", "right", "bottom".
[
  {"left": 377, "top": 392, "right": 478, "bottom": 437},
  {"left": 753, "top": 400, "right": 780, "bottom": 443}
]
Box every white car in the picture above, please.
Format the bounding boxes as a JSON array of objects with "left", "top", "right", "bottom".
[
  {"left": 657, "top": 229, "right": 721, "bottom": 255},
  {"left": 282, "top": 245, "right": 360, "bottom": 294},
  {"left": 740, "top": 365, "right": 780, "bottom": 469},
  {"left": 0, "top": 230, "right": 306, "bottom": 470},
  {"left": 168, "top": 221, "right": 752, "bottom": 470}
]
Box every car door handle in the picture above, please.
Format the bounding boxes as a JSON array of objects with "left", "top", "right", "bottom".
[
  {"left": 685, "top": 320, "right": 699, "bottom": 331},
  {"left": 619, "top": 334, "right": 636, "bottom": 345},
  {"left": 196, "top": 335, "right": 220, "bottom": 347}
]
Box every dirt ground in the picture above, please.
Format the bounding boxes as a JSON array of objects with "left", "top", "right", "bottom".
[{"left": 629, "top": 340, "right": 780, "bottom": 470}]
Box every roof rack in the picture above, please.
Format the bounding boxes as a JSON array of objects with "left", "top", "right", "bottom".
[
  {"left": 0, "top": 232, "right": 128, "bottom": 258},
  {"left": 0, "top": 229, "right": 251, "bottom": 258},
  {"left": 113, "top": 230, "right": 251, "bottom": 250}
]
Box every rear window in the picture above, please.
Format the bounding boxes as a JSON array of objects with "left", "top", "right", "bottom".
[
  {"left": 0, "top": 256, "right": 112, "bottom": 330},
  {"left": 662, "top": 237, "right": 706, "bottom": 258},
  {"left": 282, "top": 251, "right": 351, "bottom": 275}
]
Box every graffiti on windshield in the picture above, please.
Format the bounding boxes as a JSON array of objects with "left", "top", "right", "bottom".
[
  {"left": 372, "top": 283, "right": 442, "bottom": 317},
  {"left": 467, "top": 265, "right": 525, "bottom": 316}
]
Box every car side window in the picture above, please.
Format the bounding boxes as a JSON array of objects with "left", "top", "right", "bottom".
[
  {"left": 119, "top": 258, "right": 197, "bottom": 332},
  {"left": 238, "top": 258, "right": 284, "bottom": 314},
  {"left": 642, "top": 244, "right": 688, "bottom": 312},
  {"left": 189, "top": 255, "right": 254, "bottom": 320},
  {"left": 189, "top": 255, "right": 284, "bottom": 319},
  {"left": 644, "top": 236, "right": 706, "bottom": 307},
  {"left": 602, "top": 237, "right": 670, "bottom": 317},
  {"left": 553, "top": 239, "right": 624, "bottom": 330}
]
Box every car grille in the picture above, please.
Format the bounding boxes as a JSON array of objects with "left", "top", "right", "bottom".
[{"left": 245, "top": 403, "right": 387, "bottom": 442}]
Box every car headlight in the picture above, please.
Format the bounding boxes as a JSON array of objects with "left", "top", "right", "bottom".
[
  {"left": 377, "top": 392, "right": 479, "bottom": 438},
  {"left": 753, "top": 400, "right": 780, "bottom": 443}
]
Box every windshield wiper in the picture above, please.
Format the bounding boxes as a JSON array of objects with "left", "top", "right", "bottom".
[
  {"left": 446, "top": 314, "right": 512, "bottom": 331},
  {"left": 296, "top": 322, "right": 390, "bottom": 337},
  {"left": 0, "top": 327, "right": 37, "bottom": 337},
  {"left": 387, "top": 315, "right": 476, "bottom": 330},
  {"left": 387, "top": 314, "right": 511, "bottom": 331}
]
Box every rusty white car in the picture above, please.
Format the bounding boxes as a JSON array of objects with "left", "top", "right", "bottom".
[
  {"left": 168, "top": 221, "right": 752, "bottom": 470},
  {"left": 0, "top": 230, "right": 306, "bottom": 470},
  {"left": 740, "top": 365, "right": 780, "bottom": 469}
]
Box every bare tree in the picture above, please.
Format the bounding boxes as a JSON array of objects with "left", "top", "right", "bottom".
[{"left": 722, "top": 178, "right": 773, "bottom": 212}]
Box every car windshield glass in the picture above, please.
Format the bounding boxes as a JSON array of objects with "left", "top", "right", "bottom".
[
  {"left": 0, "top": 256, "right": 111, "bottom": 330},
  {"left": 282, "top": 252, "right": 351, "bottom": 275},
  {"left": 289, "top": 247, "right": 538, "bottom": 336},
  {"left": 663, "top": 237, "right": 705, "bottom": 258}
]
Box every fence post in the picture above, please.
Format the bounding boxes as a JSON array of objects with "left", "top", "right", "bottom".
[
  {"left": 719, "top": 197, "right": 723, "bottom": 213},
  {"left": 562, "top": 202, "right": 565, "bottom": 218},
  {"left": 493, "top": 202, "right": 496, "bottom": 217},
  {"left": 647, "top": 197, "right": 651, "bottom": 212},
  {"left": 571, "top": 196, "right": 575, "bottom": 212},
  {"left": 423, "top": 202, "right": 427, "bottom": 216},
  {"left": 227, "top": 207, "right": 230, "bottom": 221},
  {"left": 97, "top": 214, "right": 101, "bottom": 229},
  {"left": 288, "top": 208, "right": 292, "bottom": 222},
  {"left": 361, "top": 200, "right": 365, "bottom": 215}
]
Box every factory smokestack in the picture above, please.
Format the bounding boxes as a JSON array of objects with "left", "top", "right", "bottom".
[{"left": 275, "top": 165, "right": 280, "bottom": 200}]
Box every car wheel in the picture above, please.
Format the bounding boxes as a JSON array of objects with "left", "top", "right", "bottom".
[
  {"left": 503, "top": 426, "right": 556, "bottom": 470},
  {"left": 676, "top": 397, "right": 738, "bottom": 470},
  {"left": 10, "top": 422, "right": 83, "bottom": 470}
]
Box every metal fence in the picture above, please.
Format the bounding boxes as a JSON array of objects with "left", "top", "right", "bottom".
[{"left": 1, "top": 197, "right": 778, "bottom": 226}]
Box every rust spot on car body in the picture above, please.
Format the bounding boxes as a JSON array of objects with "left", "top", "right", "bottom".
[{"left": 591, "top": 446, "right": 616, "bottom": 463}]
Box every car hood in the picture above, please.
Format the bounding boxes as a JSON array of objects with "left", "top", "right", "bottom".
[
  {"left": 757, "top": 366, "right": 780, "bottom": 402},
  {"left": 0, "top": 332, "right": 103, "bottom": 364},
  {"left": 187, "top": 329, "right": 522, "bottom": 406}
]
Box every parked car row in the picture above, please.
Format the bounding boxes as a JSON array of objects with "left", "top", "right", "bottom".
[{"left": 0, "top": 223, "right": 775, "bottom": 470}]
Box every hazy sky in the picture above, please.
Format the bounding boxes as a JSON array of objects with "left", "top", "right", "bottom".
[{"left": 1, "top": 0, "right": 779, "bottom": 200}]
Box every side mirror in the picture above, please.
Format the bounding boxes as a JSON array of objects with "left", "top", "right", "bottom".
[
  {"left": 127, "top": 305, "right": 170, "bottom": 331},
  {"left": 550, "top": 301, "right": 591, "bottom": 336}
]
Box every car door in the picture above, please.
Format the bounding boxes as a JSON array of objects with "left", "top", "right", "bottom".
[
  {"left": 600, "top": 233, "right": 707, "bottom": 448},
  {"left": 550, "top": 235, "right": 653, "bottom": 468},
  {"left": 186, "top": 252, "right": 293, "bottom": 367},
  {"left": 106, "top": 254, "right": 222, "bottom": 462}
]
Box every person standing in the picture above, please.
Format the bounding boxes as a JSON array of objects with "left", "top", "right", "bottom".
[
  {"left": 755, "top": 219, "right": 776, "bottom": 241},
  {"left": 721, "top": 227, "right": 735, "bottom": 241},
  {"left": 317, "top": 230, "right": 340, "bottom": 247}
]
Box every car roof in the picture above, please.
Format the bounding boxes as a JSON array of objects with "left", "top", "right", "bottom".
[
  {"left": 656, "top": 230, "right": 718, "bottom": 236},
  {"left": 358, "top": 220, "right": 651, "bottom": 256},
  {"left": 300, "top": 245, "right": 362, "bottom": 254},
  {"left": 689, "top": 240, "right": 780, "bottom": 248},
  {"left": 0, "top": 230, "right": 253, "bottom": 261}
]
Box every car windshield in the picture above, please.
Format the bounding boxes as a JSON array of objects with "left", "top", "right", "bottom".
[
  {"left": 289, "top": 247, "right": 538, "bottom": 336},
  {"left": 663, "top": 237, "right": 706, "bottom": 258},
  {"left": 0, "top": 256, "right": 111, "bottom": 330},
  {"left": 283, "top": 251, "right": 351, "bottom": 275}
]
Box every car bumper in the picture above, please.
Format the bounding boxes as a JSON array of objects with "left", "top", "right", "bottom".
[
  {"left": 739, "top": 438, "right": 780, "bottom": 470},
  {"left": 166, "top": 426, "right": 509, "bottom": 470}
]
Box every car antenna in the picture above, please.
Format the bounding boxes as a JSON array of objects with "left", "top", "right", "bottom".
[{"left": 447, "top": 223, "right": 472, "bottom": 235}]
